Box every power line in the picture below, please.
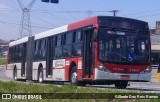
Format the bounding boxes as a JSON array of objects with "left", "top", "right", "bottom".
[
  {"left": 31, "top": 9, "right": 117, "bottom": 18},
  {"left": 59, "top": 4, "right": 77, "bottom": 20},
  {"left": 0, "top": 9, "right": 64, "bottom": 28},
  {"left": 123, "top": 9, "right": 160, "bottom": 16},
  {"left": 135, "top": 13, "right": 160, "bottom": 18},
  {"left": 1, "top": 6, "right": 160, "bottom": 28},
  {"left": 2, "top": 7, "right": 160, "bottom": 17},
  {"left": 2, "top": 8, "right": 160, "bottom": 19},
  {"left": 0, "top": 19, "right": 52, "bottom": 29},
  {"left": 35, "top": 3, "right": 67, "bottom": 24},
  {"left": 0, "top": 8, "right": 20, "bottom": 12}
]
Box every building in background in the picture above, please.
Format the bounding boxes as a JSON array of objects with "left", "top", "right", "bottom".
[
  {"left": 156, "top": 21, "right": 160, "bottom": 34},
  {"left": 150, "top": 21, "right": 160, "bottom": 68},
  {"left": 0, "top": 39, "right": 9, "bottom": 57}
]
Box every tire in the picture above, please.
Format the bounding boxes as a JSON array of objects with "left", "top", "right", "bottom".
[
  {"left": 70, "top": 66, "right": 78, "bottom": 85},
  {"left": 115, "top": 81, "right": 128, "bottom": 89},
  {"left": 70, "top": 66, "right": 86, "bottom": 86},
  {"left": 38, "top": 69, "right": 43, "bottom": 83},
  {"left": 77, "top": 81, "right": 86, "bottom": 86},
  {"left": 13, "top": 68, "right": 17, "bottom": 81}
]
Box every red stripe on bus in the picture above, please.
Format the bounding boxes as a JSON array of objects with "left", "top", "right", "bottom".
[
  {"left": 53, "top": 68, "right": 65, "bottom": 69},
  {"left": 68, "top": 16, "right": 98, "bottom": 31}
]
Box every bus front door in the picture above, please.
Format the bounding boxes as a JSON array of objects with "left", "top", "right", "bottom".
[{"left": 83, "top": 29, "right": 94, "bottom": 79}]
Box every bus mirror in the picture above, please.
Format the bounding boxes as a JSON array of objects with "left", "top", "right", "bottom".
[{"left": 92, "top": 30, "right": 97, "bottom": 41}]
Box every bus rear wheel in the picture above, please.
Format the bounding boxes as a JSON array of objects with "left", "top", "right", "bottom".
[
  {"left": 13, "top": 68, "right": 17, "bottom": 81},
  {"left": 38, "top": 70, "right": 43, "bottom": 83},
  {"left": 115, "top": 81, "right": 128, "bottom": 89}
]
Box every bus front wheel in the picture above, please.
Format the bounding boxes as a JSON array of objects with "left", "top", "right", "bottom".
[
  {"left": 70, "top": 66, "right": 78, "bottom": 85},
  {"left": 70, "top": 66, "right": 86, "bottom": 86},
  {"left": 115, "top": 81, "right": 128, "bottom": 89}
]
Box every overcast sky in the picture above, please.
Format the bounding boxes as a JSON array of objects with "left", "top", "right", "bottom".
[{"left": 0, "top": 0, "right": 160, "bottom": 40}]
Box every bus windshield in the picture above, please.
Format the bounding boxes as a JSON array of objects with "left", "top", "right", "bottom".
[{"left": 99, "top": 29, "right": 150, "bottom": 64}]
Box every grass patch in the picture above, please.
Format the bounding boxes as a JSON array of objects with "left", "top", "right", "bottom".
[
  {"left": 0, "top": 81, "right": 159, "bottom": 102},
  {"left": 0, "top": 81, "right": 130, "bottom": 93},
  {"left": 0, "top": 58, "right": 5, "bottom": 65}
]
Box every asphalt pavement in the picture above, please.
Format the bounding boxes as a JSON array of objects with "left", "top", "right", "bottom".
[{"left": 0, "top": 65, "right": 13, "bottom": 81}]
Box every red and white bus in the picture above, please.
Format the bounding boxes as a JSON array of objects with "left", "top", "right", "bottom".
[{"left": 6, "top": 16, "right": 151, "bottom": 89}]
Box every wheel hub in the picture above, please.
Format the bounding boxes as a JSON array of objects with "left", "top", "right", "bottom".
[
  {"left": 71, "top": 72, "right": 77, "bottom": 84},
  {"left": 39, "top": 72, "right": 43, "bottom": 82}
]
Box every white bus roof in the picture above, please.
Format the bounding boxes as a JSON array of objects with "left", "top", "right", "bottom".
[
  {"left": 9, "top": 37, "right": 29, "bottom": 47},
  {"left": 8, "top": 25, "right": 68, "bottom": 47},
  {"left": 34, "top": 25, "right": 68, "bottom": 40}
]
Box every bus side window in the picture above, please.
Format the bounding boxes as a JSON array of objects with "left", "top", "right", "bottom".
[
  {"left": 63, "top": 32, "right": 72, "bottom": 58},
  {"left": 56, "top": 35, "right": 62, "bottom": 46},
  {"left": 55, "top": 35, "right": 62, "bottom": 58},
  {"left": 15, "top": 45, "right": 19, "bottom": 62},
  {"left": 17, "top": 45, "right": 22, "bottom": 62},
  {"left": 72, "top": 30, "right": 83, "bottom": 56},
  {"left": 74, "top": 30, "right": 82, "bottom": 43},
  {"left": 34, "top": 40, "right": 40, "bottom": 61},
  {"left": 40, "top": 39, "right": 46, "bottom": 60}
]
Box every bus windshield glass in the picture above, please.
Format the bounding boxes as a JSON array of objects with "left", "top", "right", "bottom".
[{"left": 99, "top": 29, "right": 150, "bottom": 64}]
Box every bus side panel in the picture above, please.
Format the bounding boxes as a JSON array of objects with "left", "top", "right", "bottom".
[
  {"left": 32, "top": 61, "right": 46, "bottom": 80},
  {"left": 6, "top": 63, "right": 14, "bottom": 78},
  {"left": 93, "top": 42, "right": 98, "bottom": 80},
  {"left": 77, "top": 57, "right": 83, "bottom": 80},
  {"left": 52, "top": 59, "right": 65, "bottom": 81},
  {"left": 64, "top": 59, "right": 70, "bottom": 81},
  {"left": 51, "top": 58, "right": 82, "bottom": 82},
  {"left": 15, "top": 63, "right": 22, "bottom": 79},
  {"left": 64, "top": 57, "right": 83, "bottom": 81}
]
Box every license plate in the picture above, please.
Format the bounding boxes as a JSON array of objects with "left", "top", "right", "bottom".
[{"left": 120, "top": 75, "right": 130, "bottom": 80}]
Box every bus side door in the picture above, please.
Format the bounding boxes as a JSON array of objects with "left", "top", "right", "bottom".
[{"left": 83, "top": 29, "right": 94, "bottom": 79}]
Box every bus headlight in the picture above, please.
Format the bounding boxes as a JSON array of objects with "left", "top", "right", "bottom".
[
  {"left": 140, "top": 66, "right": 151, "bottom": 73},
  {"left": 98, "top": 62, "right": 105, "bottom": 69},
  {"left": 144, "top": 66, "right": 151, "bottom": 72}
]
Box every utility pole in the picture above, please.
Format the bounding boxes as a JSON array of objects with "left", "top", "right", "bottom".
[
  {"left": 109, "top": 10, "right": 119, "bottom": 16},
  {"left": 17, "top": 0, "right": 36, "bottom": 38}
]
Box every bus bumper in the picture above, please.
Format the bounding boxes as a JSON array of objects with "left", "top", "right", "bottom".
[{"left": 95, "top": 68, "right": 151, "bottom": 82}]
